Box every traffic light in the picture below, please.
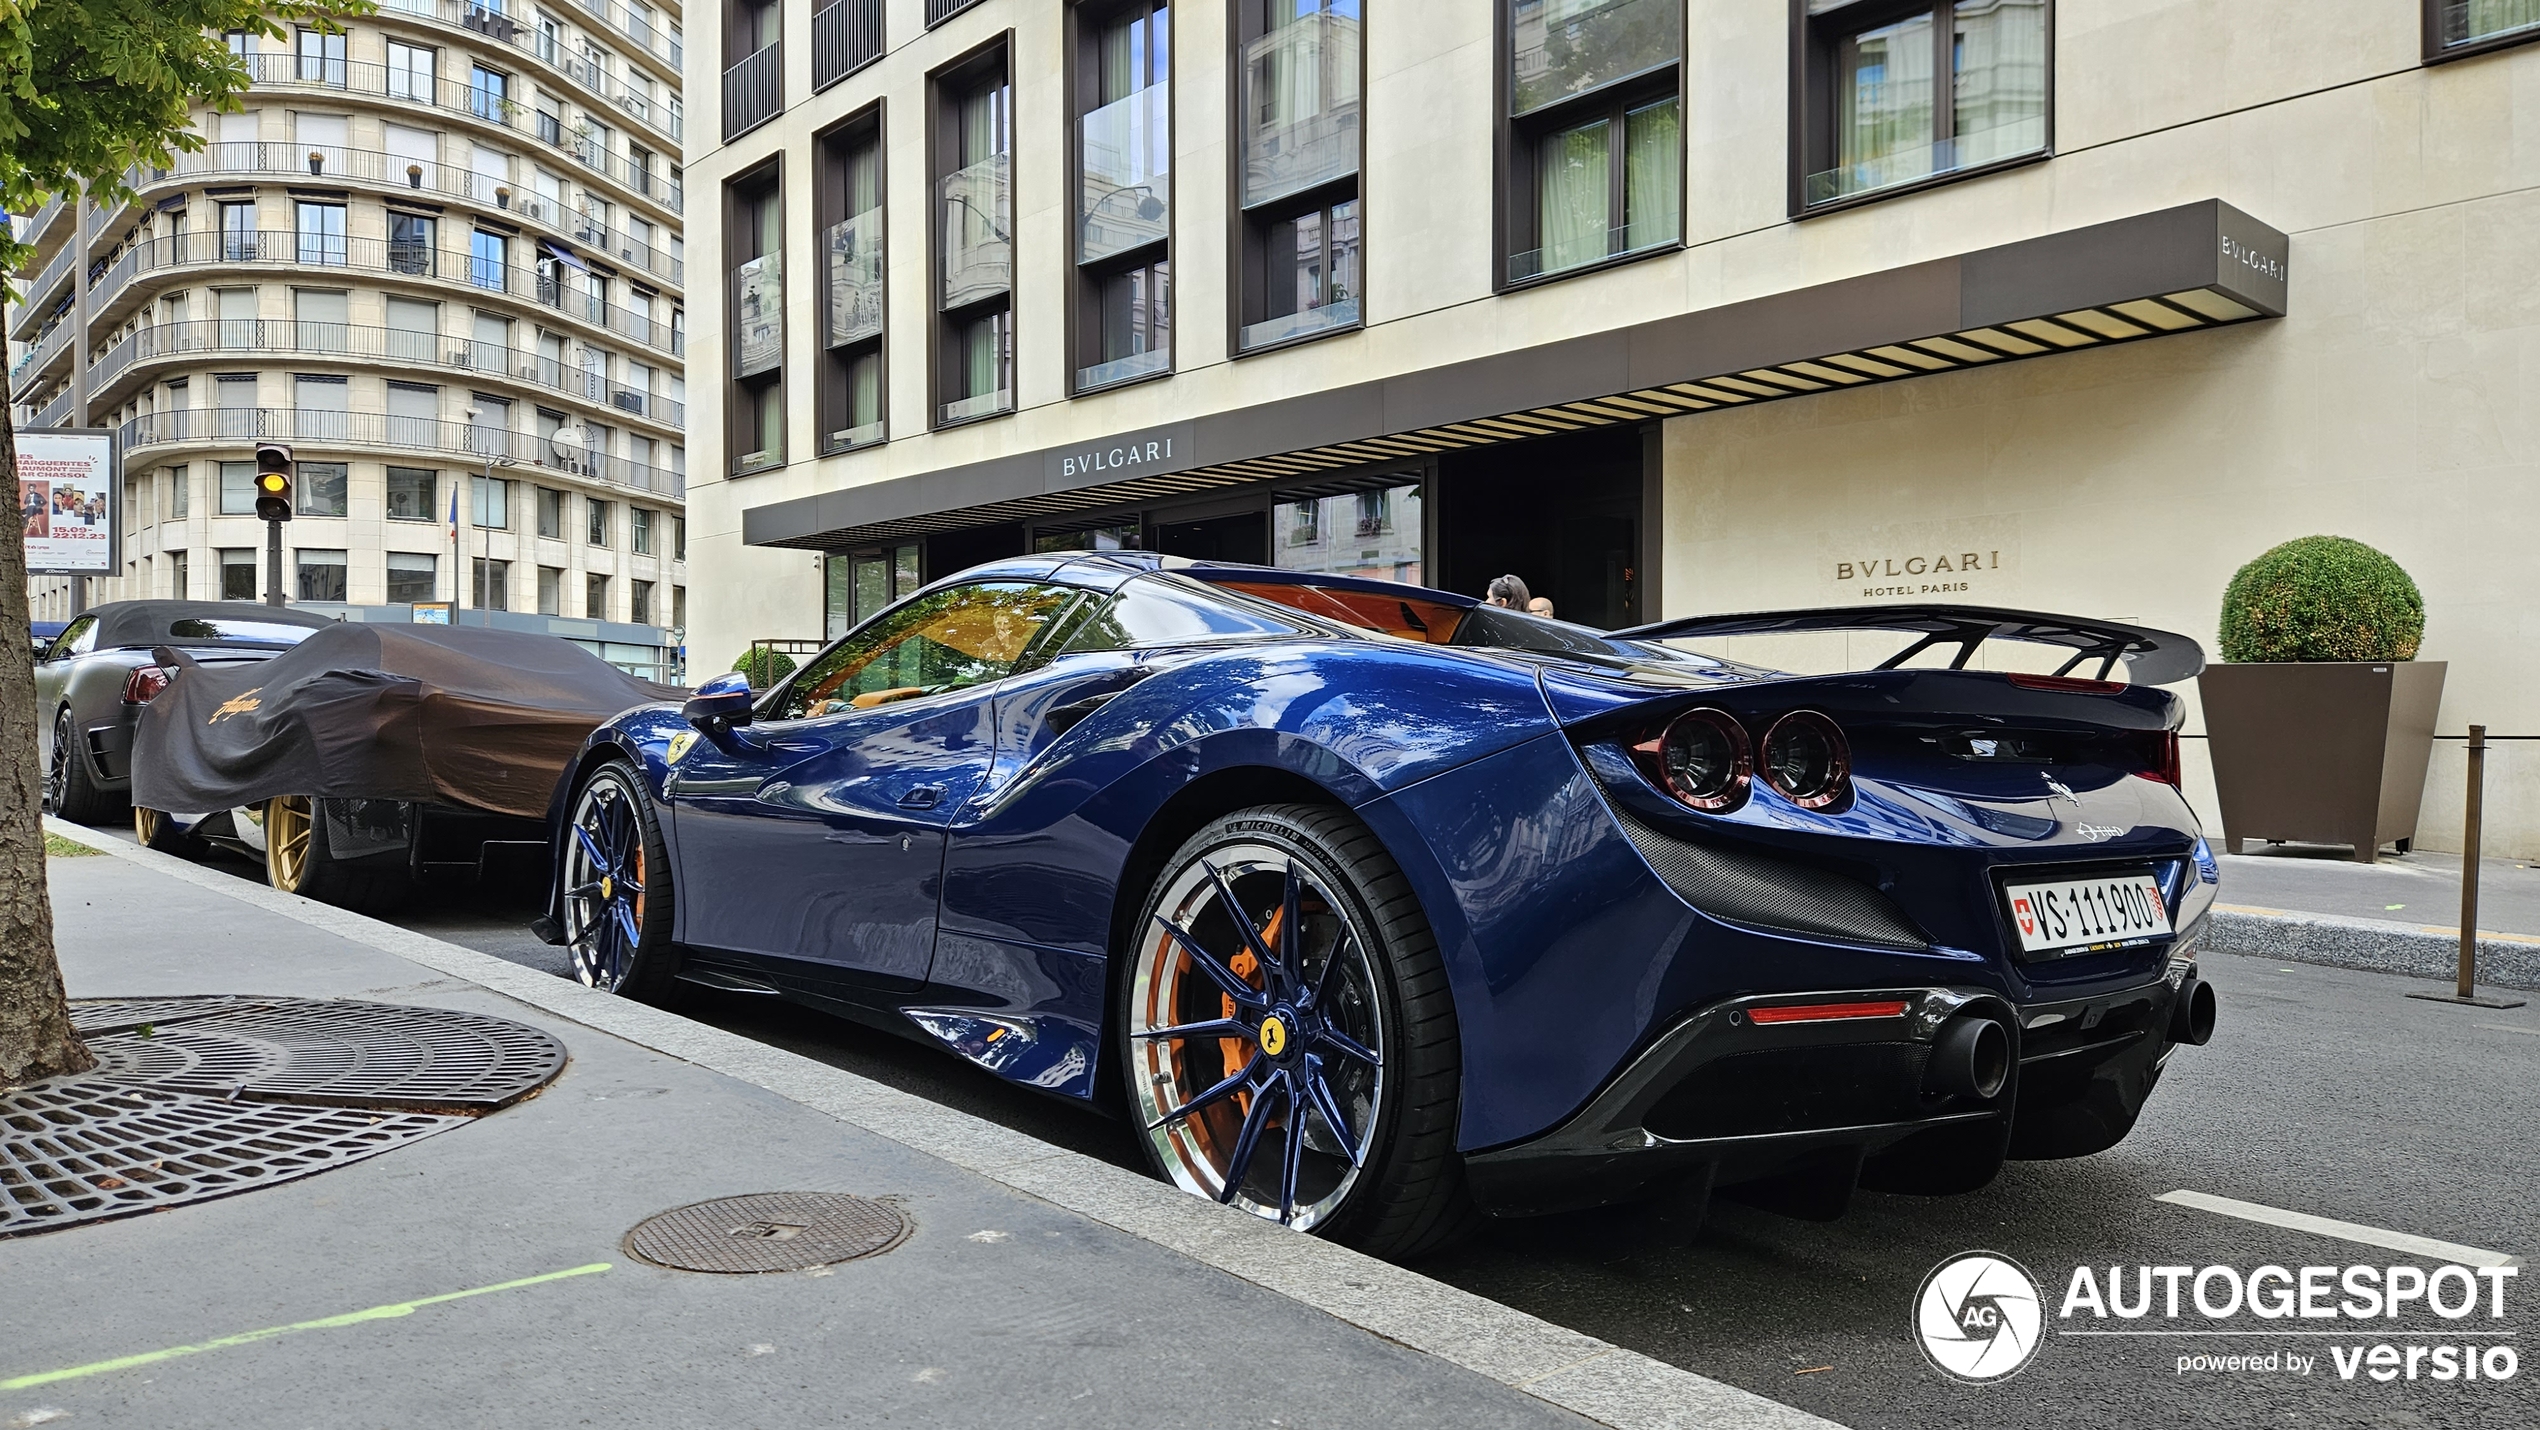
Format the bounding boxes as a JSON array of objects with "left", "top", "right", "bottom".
[{"left": 253, "top": 441, "right": 293, "bottom": 522}]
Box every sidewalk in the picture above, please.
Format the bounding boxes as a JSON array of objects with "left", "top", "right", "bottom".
[
  {"left": 5, "top": 824, "right": 1835, "bottom": 1430},
  {"left": 2206, "top": 846, "right": 2540, "bottom": 991}
]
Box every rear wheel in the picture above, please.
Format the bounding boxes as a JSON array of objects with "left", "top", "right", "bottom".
[
  {"left": 47, "top": 708, "right": 121, "bottom": 824},
  {"left": 1121, "top": 804, "right": 1479, "bottom": 1259},
  {"left": 134, "top": 806, "right": 200, "bottom": 856},
  {"left": 561, "top": 761, "right": 680, "bottom": 1001},
  {"left": 265, "top": 795, "right": 407, "bottom": 911}
]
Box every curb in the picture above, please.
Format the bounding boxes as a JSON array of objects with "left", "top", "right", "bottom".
[
  {"left": 2206, "top": 906, "right": 2540, "bottom": 991},
  {"left": 42, "top": 816, "right": 1841, "bottom": 1430}
]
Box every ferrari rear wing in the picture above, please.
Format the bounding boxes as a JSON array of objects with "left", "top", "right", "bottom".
[{"left": 1614, "top": 605, "right": 2205, "bottom": 686}]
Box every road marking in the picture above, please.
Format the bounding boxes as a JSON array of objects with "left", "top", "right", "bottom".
[
  {"left": 2156, "top": 1190, "right": 2518, "bottom": 1269},
  {"left": 2476, "top": 1023, "right": 2540, "bottom": 1036},
  {"left": 0, "top": 1263, "right": 610, "bottom": 1391}
]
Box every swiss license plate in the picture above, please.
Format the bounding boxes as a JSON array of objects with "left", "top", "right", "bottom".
[{"left": 2003, "top": 870, "right": 2171, "bottom": 957}]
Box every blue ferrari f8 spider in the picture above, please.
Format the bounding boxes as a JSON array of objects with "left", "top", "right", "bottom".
[{"left": 541, "top": 554, "right": 2220, "bottom": 1258}]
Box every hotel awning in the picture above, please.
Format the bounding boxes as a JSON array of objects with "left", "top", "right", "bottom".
[{"left": 746, "top": 199, "right": 2289, "bottom": 552}]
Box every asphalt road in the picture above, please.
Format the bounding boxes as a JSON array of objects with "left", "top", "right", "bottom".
[
  {"left": 131, "top": 832, "right": 2539, "bottom": 1429},
  {"left": 2220, "top": 844, "right": 2540, "bottom": 936}
]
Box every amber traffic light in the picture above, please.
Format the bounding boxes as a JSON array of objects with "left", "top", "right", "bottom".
[{"left": 253, "top": 441, "right": 293, "bottom": 522}]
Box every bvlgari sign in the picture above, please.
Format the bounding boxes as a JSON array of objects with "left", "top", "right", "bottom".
[{"left": 1048, "top": 421, "right": 1197, "bottom": 487}]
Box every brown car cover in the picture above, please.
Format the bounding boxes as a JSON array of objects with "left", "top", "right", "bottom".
[{"left": 131, "top": 623, "right": 684, "bottom": 820}]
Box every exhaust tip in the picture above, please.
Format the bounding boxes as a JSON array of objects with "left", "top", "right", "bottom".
[
  {"left": 2172, "top": 978, "right": 2217, "bottom": 1047},
  {"left": 1927, "top": 1016, "right": 2009, "bottom": 1100}
]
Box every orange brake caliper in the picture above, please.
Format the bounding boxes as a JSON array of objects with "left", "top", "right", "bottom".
[{"left": 1218, "top": 907, "right": 1279, "bottom": 1114}]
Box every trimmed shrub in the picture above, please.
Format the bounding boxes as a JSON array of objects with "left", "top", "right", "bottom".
[
  {"left": 2218, "top": 536, "right": 2423, "bottom": 663},
  {"left": 733, "top": 646, "right": 799, "bottom": 688}
]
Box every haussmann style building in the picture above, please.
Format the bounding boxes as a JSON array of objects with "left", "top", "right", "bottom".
[
  {"left": 9, "top": 0, "right": 694, "bottom": 678},
  {"left": 682, "top": 0, "right": 2540, "bottom": 853}
]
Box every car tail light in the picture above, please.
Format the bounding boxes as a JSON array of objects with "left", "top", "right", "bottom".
[
  {"left": 122, "top": 665, "right": 174, "bottom": 704},
  {"left": 1632, "top": 707, "right": 1751, "bottom": 812},
  {"left": 2136, "top": 730, "right": 2184, "bottom": 788},
  {"left": 1758, "top": 711, "right": 1852, "bottom": 810},
  {"left": 2007, "top": 672, "right": 2125, "bottom": 694}
]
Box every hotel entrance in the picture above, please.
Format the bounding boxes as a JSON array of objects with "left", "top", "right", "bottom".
[{"left": 1437, "top": 425, "right": 1652, "bottom": 629}]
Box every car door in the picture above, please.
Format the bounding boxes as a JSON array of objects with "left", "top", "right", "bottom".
[
  {"left": 665, "top": 581, "right": 1079, "bottom": 986},
  {"left": 35, "top": 613, "right": 98, "bottom": 751}
]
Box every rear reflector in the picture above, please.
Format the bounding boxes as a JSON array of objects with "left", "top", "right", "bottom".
[{"left": 1747, "top": 999, "right": 1911, "bottom": 1024}]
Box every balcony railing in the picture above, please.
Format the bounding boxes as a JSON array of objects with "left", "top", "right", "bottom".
[
  {"left": 87, "top": 148, "right": 682, "bottom": 288},
  {"left": 1079, "top": 83, "right": 1170, "bottom": 264},
  {"left": 825, "top": 208, "right": 884, "bottom": 348},
  {"left": 1077, "top": 346, "right": 1170, "bottom": 391},
  {"left": 1242, "top": 11, "right": 1361, "bottom": 207},
  {"left": 1507, "top": 216, "right": 1680, "bottom": 285},
  {"left": 7, "top": 322, "right": 73, "bottom": 401},
  {"left": 939, "top": 152, "right": 1011, "bottom": 311},
  {"left": 571, "top": 0, "right": 684, "bottom": 74},
  {"left": 374, "top": 0, "right": 685, "bottom": 151},
  {"left": 1239, "top": 297, "right": 1360, "bottom": 354},
  {"left": 88, "top": 320, "right": 683, "bottom": 426},
  {"left": 731, "top": 252, "right": 783, "bottom": 377},
  {"left": 86, "top": 229, "right": 684, "bottom": 357},
  {"left": 926, "top": 0, "right": 981, "bottom": 25},
  {"left": 120, "top": 406, "right": 685, "bottom": 499},
  {"left": 938, "top": 387, "right": 1010, "bottom": 425},
  {"left": 15, "top": 241, "right": 76, "bottom": 330},
  {"left": 812, "top": 0, "right": 884, "bottom": 90},
  {"left": 1801, "top": 116, "right": 2048, "bottom": 208},
  {"left": 1509, "top": 0, "right": 1681, "bottom": 116},
  {"left": 33, "top": 389, "right": 74, "bottom": 428},
  {"left": 723, "top": 42, "right": 783, "bottom": 142}
]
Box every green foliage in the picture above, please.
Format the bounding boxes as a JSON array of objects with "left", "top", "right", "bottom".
[
  {"left": 0, "top": 0, "right": 374, "bottom": 288},
  {"left": 2218, "top": 536, "right": 2425, "bottom": 663},
  {"left": 733, "top": 646, "right": 798, "bottom": 688}
]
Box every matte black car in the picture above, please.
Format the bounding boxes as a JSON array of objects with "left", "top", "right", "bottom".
[{"left": 35, "top": 600, "right": 337, "bottom": 824}]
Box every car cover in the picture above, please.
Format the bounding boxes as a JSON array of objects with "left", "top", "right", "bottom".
[{"left": 131, "top": 623, "right": 684, "bottom": 820}]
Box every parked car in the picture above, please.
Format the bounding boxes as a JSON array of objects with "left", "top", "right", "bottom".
[
  {"left": 539, "top": 554, "right": 2221, "bottom": 1258},
  {"left": 30, "top": 619, "right": 68, "bottom": 659},
  {"left": 129, "top": 622, "right": 681, "bottom": 909},
  {"left": 35, "top": 600, "right": 338, "bottom": 823}
]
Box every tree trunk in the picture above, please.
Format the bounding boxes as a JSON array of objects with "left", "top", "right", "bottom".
[{"left": 0, "top": 333, "right": 92, "bottom": 1088}]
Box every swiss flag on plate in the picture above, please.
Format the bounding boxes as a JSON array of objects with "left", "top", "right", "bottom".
[{"left": 2013, "top": 896, "right": 2037, "bottom": 937}]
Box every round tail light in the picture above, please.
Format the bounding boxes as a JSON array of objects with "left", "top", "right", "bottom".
[
  {"left": 1759, "top": 710, "right": 1852, "bottom": 810},
  {"left": 1636, "top": 707, "right": 1751, "bottom": 811}
]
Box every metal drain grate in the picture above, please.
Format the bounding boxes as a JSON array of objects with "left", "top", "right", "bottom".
[
  {"left": 84, "top": 998, "right": 567, "bottom": 1112},
  {"left": 625, "top": 1193, "right": 912, "bottom": 1274},
  {"left": 1, "top": 997, "right": 568, "bottom": 1238}
]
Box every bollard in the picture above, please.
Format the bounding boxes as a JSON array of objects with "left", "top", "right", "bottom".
[{"left": 2409, "top": 725, "right": 2526, "bottom": 1009}]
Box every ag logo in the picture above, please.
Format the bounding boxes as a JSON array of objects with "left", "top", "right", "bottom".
[{"left": 1914, "top": 1251, "right": 2043, "bottom": 1383}]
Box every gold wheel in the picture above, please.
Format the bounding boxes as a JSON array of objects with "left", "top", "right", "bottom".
[
  {"left": 135, "top": 806, "right": 165, "bottom": 847},
  {"left": 266, "top": 795, "right": 314, "bottom": 892}
]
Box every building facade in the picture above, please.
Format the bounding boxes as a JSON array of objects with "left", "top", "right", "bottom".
[
  {"left": 687, "top": 0, "right": 2540, "bottom": 853},
  {"left": 9, "top": 0, "right": 692, "bottom": 677}
]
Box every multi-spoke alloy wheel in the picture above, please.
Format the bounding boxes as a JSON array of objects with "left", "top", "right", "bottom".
[
  {"left": 563, "top": 762, "right": 677, "bottom": 998},
  {"left": 1123, "top": 805, "right": 1479, "bottom": 1257}
]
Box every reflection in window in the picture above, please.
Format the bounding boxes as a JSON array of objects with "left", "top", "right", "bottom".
[
  {"left": 1058, "top": 579, "right": 1295, "bottom": 655},
  {"left": 2440, "top": 0, "right": 2540, "bottom": 50},
  {"left": 780, "top": 583, "right": 1075, "bottom": 719},
  {"left": 1503, "top": 0, "right": 1680, "bottom": 284},
  {"left": 1804, "top": 0, "right": 2047, "bottom": 207},
  {"left": 1274, "top": 481, "right": 1422, "bottom": 585},
  {"left": 1243, "top": 198, "right": 1359, "bottom": 352},
  {"left": 1032, "top": 521, "right": 1142, "bottom": 554}
]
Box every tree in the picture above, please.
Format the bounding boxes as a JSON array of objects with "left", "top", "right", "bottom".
[{"left": 0, "top": 0, "right": 367, "bottom": 1086}]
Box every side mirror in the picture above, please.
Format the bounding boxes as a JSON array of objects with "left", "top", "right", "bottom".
[{"left": 683, "top": 671, "right": 757, "bottom": 730}]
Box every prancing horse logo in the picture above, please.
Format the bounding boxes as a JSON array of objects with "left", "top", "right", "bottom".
[{"left": 2041, "top": 775, "right": 2081, "bottom": 807}]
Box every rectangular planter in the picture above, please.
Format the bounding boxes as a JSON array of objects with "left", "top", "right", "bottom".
[{"left": 2197, "top": 661, "right": 2446, "bottom": 864}]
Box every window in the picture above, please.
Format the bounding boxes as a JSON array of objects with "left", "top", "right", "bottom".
[
  {"left": 219, "top": 201, "right": 258, "bottom": 261},
  {"left": 220, "top": 549, "right": 259, "bottom": 600},
  {"left": 536, "top": 486, "right": 566, "bottom": 538},
  {"left": 473, "top": 557, "right": 511, "bottom": 609},
  {"left": 819, "top": 112, "right": 886, "bottom": 452},
  {"left": 630, "top": 579, "right": 654, "bottom": 624},
  {"left": 388, "top": 553, "right": 437, "bottom": 604},
  {"left": 673, "top": 585, "right": 686, "bottom": 629},
  {"left": 673, "top": 515, "right": 686, "bottom": 561},
  {"left": 1237, "top": 1, "right": 1361, "bottom": 351},
  {"left": 586, "top": 571, "right": 609, "bottom": 618},
  {"left": 823, "top": 542, "right": 921, "bottom": 638},
  {"left": 471, "top": 230, "right": 509, "bottom": 291},
  {"left": 2428, "top": 0, "right": 2540, "bottom": 59},
  {"left": 537, "top": 564, "right": 565, "bottom": 614},
  {"left": 293, "top": 373, "right": 349, "bottom": 441},
  {"left": 1056, "top": 578, "right": 1296, "bottom": 654},
  {"left": 296, "top": 27, "right": 347, "bottom": 86},
  {"left": 389, "top": 213, "right": 437, "bottom": 278},
  {"left": 470, "top": 64, "right": 510, "bottom": 122},
  {"left": 387, "top": 466, "right": 438, "bottom": 521},
  {"left": 725, "top": 0, "right": 784, "bottom": 138},
  {"left": 775, "top": 583, "right": 1075, "bottom": 720},
  {"left": 1276, "top": 479, "right": 1423, "bottom": 584},
  {"left": 587, "top": 497, "right": 612, "bottom": 545},
  {"left": 1794, "top": 0, "right": 2048, "bottom": 212},
  {"left": 218, "top": 460, "right": 257, "bottom": 515},
  {"left": 728, "top": 162, "right": 786, "bottom": 471},
  {"left": 473, "top": 474, "right": 510, "bottom": 529},
  {"left": 1244, "top": 198, "right": 1359, "bottom": 351},
  {"left": 631, "top": 506, "right": 654, "bottom": 554},
  {"left": 1074, "top": 2, "right": 1171, "bottom": 389},
  {"left": 169, "top": 464, "right": 190, "bottom": 521},
  {"left": 1503, "top": 0, "right": 1682, "bottom": 284},
  {"left": 298, "top": 461, "right": 348, "bottom": 517},
  {"left": 295, "top": 201, "right": 348, "bottom": 266},
  {"left": 387, "top": 41, "right": 437, "bottom": 102},
  {"left": 387, "top": 382, "right": 439, "bottom": 447},
  {"left": 170, "top": 549, "right": 188, "bottom": 600},
  {"left": 295, "top": 548, "right": 348, "bottom": 601},
  {"left": 934, "top": 52, "right": 1013, "bottom": 424},
  {"left": 1032, "top": 520, "right": 1141, "bottom": 554},
  {"left": 387, "top": 294, "right": 440, "bottom": 359}
]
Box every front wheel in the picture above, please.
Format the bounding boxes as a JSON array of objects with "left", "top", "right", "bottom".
[
  {"left": 265, "top": 795, "right": 407, "bottom": 912},
  {"left": 561, "top": 761, "right": 680, "bottom": 1000},
  {"left": 134, "top": 806, "right": 201, "bottom": 856},
  {"left": 1121, "top": 804, "right": 1479, "bottom": 1259}
]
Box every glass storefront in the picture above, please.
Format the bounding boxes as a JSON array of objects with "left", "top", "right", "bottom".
[
  {"left": 1272, "top": 481, "right": 1422, "bottom": 586},
  {"left": 825, "top": 541, "right": 921, "bottom": 638}
]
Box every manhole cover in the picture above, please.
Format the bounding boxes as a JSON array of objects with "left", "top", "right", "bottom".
[{"left": 625, "top": 1193, "right": 912, "bottom": 1274}]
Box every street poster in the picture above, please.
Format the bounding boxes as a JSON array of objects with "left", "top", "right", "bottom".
[{"left": 15, "top": 428, "right": 116, "bottom": 576}]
